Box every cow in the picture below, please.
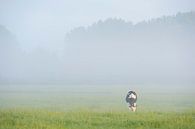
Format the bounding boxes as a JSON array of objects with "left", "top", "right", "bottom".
[{"left": 126, "top": 90, "right": 137, "bottom": 112}]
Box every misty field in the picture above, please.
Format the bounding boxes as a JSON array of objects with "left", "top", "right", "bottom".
[
  {"left": 0, "top": 109, "right": 195, "bottom": 129},
  {"left": 0, "top": 84, "right": 195, "bottom": 129}
]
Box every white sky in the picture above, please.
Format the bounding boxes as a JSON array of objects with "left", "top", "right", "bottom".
[{"left": 0, "top": 0, "right": 195, "bottom": 49}]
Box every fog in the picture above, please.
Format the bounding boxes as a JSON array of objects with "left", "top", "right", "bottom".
[{"left": 0, "top": 0, "right": 195, "bottom": 85}]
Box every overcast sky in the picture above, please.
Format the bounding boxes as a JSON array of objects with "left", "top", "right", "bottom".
[{"left": 0, "top": 0, "right": 195, "bottom": 49}]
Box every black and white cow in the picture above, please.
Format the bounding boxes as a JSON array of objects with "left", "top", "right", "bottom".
[{"left": 126, "top": 90, "right": 137, "bottom": 112}]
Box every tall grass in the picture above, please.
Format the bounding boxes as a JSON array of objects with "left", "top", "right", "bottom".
[
  {"left": 0, "top": 85, "right": 194, "bottom": 128},
  {"left": 0, "top": 109, "right": 194, "bottom": 129}
]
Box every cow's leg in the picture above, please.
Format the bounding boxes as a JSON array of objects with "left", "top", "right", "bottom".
[
  {"left": 131, "top": 106, "right": 136, "bottom": 112},
  {"left": 129, "top": 105, "right": 136, "bottom": 112}
]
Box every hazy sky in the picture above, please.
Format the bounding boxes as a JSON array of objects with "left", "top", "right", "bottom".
[{"left": 0, "top": 0, "right": 195, "bottom": 49}]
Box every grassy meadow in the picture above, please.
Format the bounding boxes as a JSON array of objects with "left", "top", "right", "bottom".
[
  {"left": 0, "top": 84, "right": 195, "bottom": 129},
  {"left": 0, "top": 109, "right": 194, "bottom": 129}
]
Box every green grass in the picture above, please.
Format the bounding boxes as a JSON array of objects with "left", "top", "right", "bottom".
[
  {"left": 0, "top": 109, "right": 195, "bottom": 129},
  {"left": 0, "top": 84, "right": 195, "bottom": 128}
]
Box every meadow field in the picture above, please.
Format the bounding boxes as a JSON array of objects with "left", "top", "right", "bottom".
[{"left": 0, "top": 84, "right": 195, "bottom": 129}]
